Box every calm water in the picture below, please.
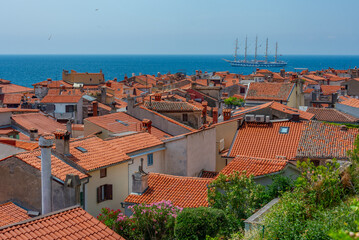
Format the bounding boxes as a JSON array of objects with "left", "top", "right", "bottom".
[{"left": 0, "top": 55, "right": 359, "bottom": 87}]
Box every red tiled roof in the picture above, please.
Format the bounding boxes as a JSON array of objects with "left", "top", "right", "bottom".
[
  {"left": 106, "top": 132, "right": 163, "bottom": 154},
  {"left": 68, "top": 136, "right": 131, "bottom": 172},
  {"left": 11, "top": 113, "right": 66, "bottom": 135},
  {"left": 85, "top": 112, "right": 171, "bottom": 139},
  {"left": 320, "top": 85, "right": 341, "bottom": 95},
  {"left": 307, "top": 107, "right": 359, "bottom": 123},
  {"left": 303, "top": 74, "right": 326, "bottom": 82},
  {"left": 125, "top": 173, "right": 211, "bottom": 208},
  {"left": 340, "top": 98, "right": 359, "bottom": 108},
  {"left": 11, "top": 148, "right": 88, "bottom": 181},
  {"left": 0, "top": 206, "right": 124, "bottom": 239},
  {"left": 41, "top": 94, "right": 82, "bottom": 103},
  {"left": 0, "top": 202, "right": 31, "bottom": 227},
  {"left": 144, "top": 101, "right": 201, "bottom": 112},
  {"left": 246, "top": 82, "right": 295, "bottom": 101},
  {"left": 1, "top": 94, "right": 22, "bottom": 105},
  {"left": 0, "top": 137, "right": 38, "bottom": 151},
  {"left": 232, "top": 101, "right": 314, "bottom": 120},
  {"left": 296, "top": 121, "right": 359, "bottom": 160},
  {"left": 220, "top": 156, "right": 288, "bottom": 177},
  {"left": 227, "top": 121, "right": 304, "bottom": 160},
  {"left": 0, "top": 83, "right": 32, "bottom": 94},
  {"left": 199, "top": 170, "right": 219, "bottom": 178}
]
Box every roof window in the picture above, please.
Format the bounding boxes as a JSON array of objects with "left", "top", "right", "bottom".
[
  {"left": 115, "top": 119, "right": 129, "bottom": 126},
  {"left": 279, "top": 126, "right": 290, "bottom": 134},
  {"left": 75, "top": 146, "right": 88, "bottom": 153}
]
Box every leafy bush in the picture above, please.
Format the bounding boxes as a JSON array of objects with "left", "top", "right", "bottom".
[
  {"left": 224, "top": 96, "right": 244, "bottom": 107},
  {"left": 98, "top": 200, "right": 182, "bottom": 240},
  {"left": 208, "top": 171, "right": 266, "bottom": 232},
  {"left": 296, "top": 159, "right": 345, "bottom": 209},
  {"left": 174, "top": 207, "right": 227, "bottom": 240},
  {"left": 263, "top": 174, "right": 294, "bottom": 201}
]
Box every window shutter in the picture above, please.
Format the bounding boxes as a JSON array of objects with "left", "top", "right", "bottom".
[
  {"left": 97, "top": 187, "right": 101, "bottom": 203},
  {"left": 105, "top": 184, "right": 113, "bottom": 200}
]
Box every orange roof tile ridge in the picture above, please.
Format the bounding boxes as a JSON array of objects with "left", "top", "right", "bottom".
[
  {"left": 149, "top": 172, "right": 213, "bottom": 181},
  {"left": 0, "top": 205, "right": 81, "bottom": 231}
]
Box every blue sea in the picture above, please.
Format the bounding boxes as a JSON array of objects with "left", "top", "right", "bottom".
[{"left": 0, "top": 55, "right": 359, "bottom": 87}]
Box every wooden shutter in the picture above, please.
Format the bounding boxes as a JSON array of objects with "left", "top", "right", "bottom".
[
  {"left": 97, "top": 186, "right": 101, "bottom": 203},
  {"left": 105, "top": 184, "right": 113, "bottom": 200}
]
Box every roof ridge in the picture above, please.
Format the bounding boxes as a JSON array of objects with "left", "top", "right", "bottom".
[{"left": 150, "top": 172, "right": 213, "bottom": 181}]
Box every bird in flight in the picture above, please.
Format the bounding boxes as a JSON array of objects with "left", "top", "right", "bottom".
[
  {"left": 95, "top": 9, "right": 99, "bottom": 11},
  {"left": 48, "top": 34, "right": 52, "bottom": 40}
]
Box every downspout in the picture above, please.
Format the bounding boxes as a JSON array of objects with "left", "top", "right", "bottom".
[{"left": 81, "top": 177, "right": 90, "bottom": 210}]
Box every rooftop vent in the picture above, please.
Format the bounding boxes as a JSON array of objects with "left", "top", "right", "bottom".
[{"left": 245, "top": 114, "right": 255, "bottom": 122}]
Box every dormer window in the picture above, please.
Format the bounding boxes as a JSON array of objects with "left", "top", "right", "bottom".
[{"left": 279, "top": 126, "right": 290, "bottom": 134}]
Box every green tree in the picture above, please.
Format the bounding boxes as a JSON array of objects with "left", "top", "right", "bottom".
[{"left": 224, "top": 96, "right": 244, "bottom": 107}]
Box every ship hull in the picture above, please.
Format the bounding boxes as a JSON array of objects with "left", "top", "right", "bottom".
[{"left": 224, "top": 60, "right": 287, "bottom": 68}]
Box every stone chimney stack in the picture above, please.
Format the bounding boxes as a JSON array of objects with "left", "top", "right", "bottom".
[
  {"left": 212, "top": 107, "right": 218, "bottom": 124},
  {"left": 142, "top": 119, "right": 152, "bottom": 134},
  {"left": 54, "top": 130, "right": 71, "bottom": 156},
  {"left": 280, "top": 69, "right": 285, "bottom": 78},
  {"left": 111, "top": 101, "right": 117, "bottom": 113},
  {"left": 132, "top": 159, "right": 148, "bottom": 194},
  {"left": 202, "top": 101, "right": 208, "bottom": 124},
  {"left": 66, "top": 120, "right": 72, "bottom": 137},
  {"left": 223, "top": 109, "right": 231, "bottom": 121},
  {"left": 92, "top": 101, "right": 98, "bottom": 117},
  {"left": 47, "top": 78, "right": 52, "bottom": 84},
  {"left": 29, "top": 128, "right": 38, "bottom": 141},
  {"left": 39, "top": 134, "right": 54, "bottom": 215}
]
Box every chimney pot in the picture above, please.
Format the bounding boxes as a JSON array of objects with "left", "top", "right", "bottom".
[
  {"left": 142, "top": 119, "right": 152, "bottom": 134},
  {"left": 223, "top": 109, "right": 231, "bottom": 121},
  {"left": 212, "top": 107, "right": 218, "bottom": 124},
  {"left": 54, "top": 129, "right": 71, "bottom": 156},
  {"left": 132, "top": 159, "right": 148, "bottom": 194},
  {"left": 29, "top": 128, "right": 38, "bottom": 141},
  {"left": 92, "top": 101, "right": 98, "bottom": 116},
  {"left": 39, "top": 134, "right": 54, "bottom": 215}
]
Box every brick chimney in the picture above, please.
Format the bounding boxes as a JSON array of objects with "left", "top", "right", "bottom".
[
  {"left": 29, "top": 128, "right": 38, "bottom": 141},
  {"left": 39, "top": 134, "right": 54, "bottom": 215},
  {"left": 222, "top": 92, "right": 229, "bottom": 98},
  {"left": 142, "top": 119, "right": 152, "bottom": 134},
  {"left": 223, "top": 109, "right": 231, "bottom": 121},
  {"left": 154, "top": 93, "right": 161, "bottom": 101},
  {"left": 280, "top": 69, "right": 285, "bottom": 78},
  {"left": 54, "top": 129, "right": 71, "bottom": 156},
  {"left": 92, "top": 101, "right": 98, "bottom": 116},
  {"left": 212, "top": 107, "right": 218, "bottom": 124},
  {"left": 202, "top": 101, "right": 208, "bottom": 124},
  {"left": 47, "top": 78, "right": 52, "bottom": 84}
]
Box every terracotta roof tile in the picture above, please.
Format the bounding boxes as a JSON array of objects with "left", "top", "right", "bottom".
[
  {"left": 199, "top": 170, "right": 219, "bottom": 178},
  {"left": 246, "top": 82, "right": 295, "bottom": 101},
  {"left": 220, "top": 156, "right": 288, "bottom": 177},
  {"left": 307, "top": 107, "right": 359, "bottom": 123},
  {"left": 106, "top": 132, "right": 163, "bottom": 154},
  {"left": 296, "top": 121, "right": 358, "bottom": 160},
  {"left": 0, "top": 207, "right": 125, "bottom": 239},
  {"left": 12, "top": 149, "right": 88, "bottom": 181},
  {"left": 11, "top": 113, "right": 66, "bottom": 135},
  {"left": 1, "top": 94, "right": 22, "bottom": 105},
  {"left": 125, "top": 173, "right": 211, "bottom": 208},
  {"left": 144, "top": 101, "right": 201, "bottom": 112},
  {"left": 320, "top": 85, "right": 341, "bottom": 95},
  {"left": 340, "top": 98, "right": 359, "bottom": 108},
  {"left": 227, "top": 121, "right": 304, "bottom": 160},
  {"left": 86, "top": 112, "right": 171, "bottom": 139},
  {"left": 0, "top": 202, "right": 31, "bottom": 227},
  {"left": 0, "top": 83, "right": 32, "bottom": 94},
  {"left": 68, "top": 136, "right": 131, "bottom": 172},
  {"left": 41, "top": 95, "right": 82, "bottom": 103},
  {"left": 0, "top": 137, "right": 38, "bottom": 151}
]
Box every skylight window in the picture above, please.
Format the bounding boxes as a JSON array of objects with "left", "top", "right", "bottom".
[
  {"left": 279, "top": 126, "right": 290, "bottom": 134},
  {"left": 75, "top": 146, "right": 88, "bottom": 153},
  {"left": 115, "top": 119, "right": 129, "bottom": 126}
]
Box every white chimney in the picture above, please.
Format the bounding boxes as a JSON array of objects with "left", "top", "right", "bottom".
[{"left": 39, "top": 134, "right": 54, "bottom": 215}]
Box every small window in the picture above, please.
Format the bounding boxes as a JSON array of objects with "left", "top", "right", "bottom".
[
  {"left": 100, "top": 168, "right": 107, "bottom": 178},
  {"left": 97, "top": 184, "right": 113, "bottom": 203},
  {"left": 279, "top": 126, "right": 290, "bottom": 134},
  {"left": 147, "top": 153, "right": 153, "bottom": 166},
  {"left": 182, "top": 113, "right": 188, "bottom": 122},
  {"left": 75, "top": 146, "right": 88, "bottom": 153},
  {"left": 66, "top": 105, "right": 75, "bottom": 113}
]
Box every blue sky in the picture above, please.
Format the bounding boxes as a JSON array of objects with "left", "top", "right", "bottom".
[{"left": 1, "top": 0, "right": 358, "bottom": 55}]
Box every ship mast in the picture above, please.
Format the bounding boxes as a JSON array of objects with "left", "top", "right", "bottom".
[
  {"left": 265, "top": 38, "right": 268, "bottom": 63},
  {"left": 234, "top": 38, "right": 238, "bottom": 61},
  {"left": 254, "top": 35, "right": 258, "bottom": 62},
  {"left": 244, "top": 35, "right": 248, "bottom": 62},
  {"left": 275, "top": 42, "right": 278, "bottom": 63}
]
